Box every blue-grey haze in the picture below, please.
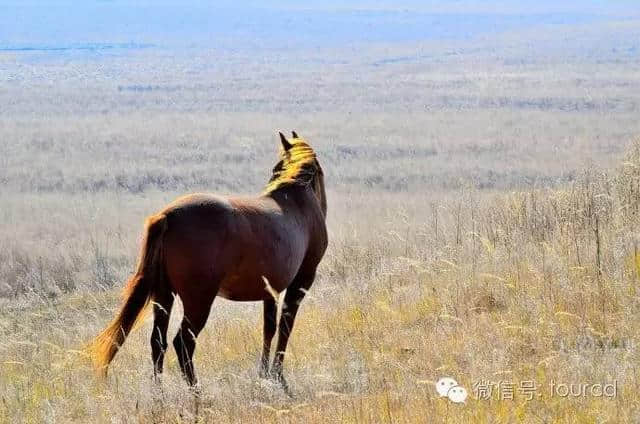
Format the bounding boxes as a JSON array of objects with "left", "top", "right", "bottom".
[{"left": 1, "top": 1, "right": 637, "bottom": 52}]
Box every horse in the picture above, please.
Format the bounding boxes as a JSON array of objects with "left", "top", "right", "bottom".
[{"left": 89, "top": 131, "right": 327, "bottom": 391}]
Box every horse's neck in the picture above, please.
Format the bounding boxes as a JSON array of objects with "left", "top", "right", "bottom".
[
  {"left": 267, "top": 186, "right": 323, "bottom": 224},
  {"left": 265, "top": 187, "right": 328, "bottom": 258}
]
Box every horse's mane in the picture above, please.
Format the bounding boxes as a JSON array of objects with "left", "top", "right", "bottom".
[{"left": 264, "top": 139, "right": 321, "bottom": 194}]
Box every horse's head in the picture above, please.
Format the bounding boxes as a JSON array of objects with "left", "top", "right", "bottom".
[{"left": 265, "top": 131, "right": 326, "bottom": 217}]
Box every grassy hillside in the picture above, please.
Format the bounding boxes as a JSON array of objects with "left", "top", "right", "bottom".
[{"left": 2, "top": 143, "right": 640, "bottom": 422}]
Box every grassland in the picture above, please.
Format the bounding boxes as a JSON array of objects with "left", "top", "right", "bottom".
[{"left": 2, "top": 9, "right": 640, "bottom": 423}]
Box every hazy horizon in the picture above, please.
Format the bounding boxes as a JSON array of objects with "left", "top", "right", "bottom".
[{"left": 2, "top": 1, "right": 638, "bottom": 50}]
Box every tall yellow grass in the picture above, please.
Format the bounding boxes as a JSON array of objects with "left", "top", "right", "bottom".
[{"left": 1, "top": 142, "right": 640, "bottom": 422}]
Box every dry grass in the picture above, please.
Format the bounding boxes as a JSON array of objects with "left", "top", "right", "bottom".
[{"left": 2, "top": 143, "right": 640, "bottom": 422}]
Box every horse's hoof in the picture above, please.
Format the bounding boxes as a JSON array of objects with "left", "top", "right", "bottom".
[
  {"left": 273, "top": 375, "right": 292, "bottom": 396},
  {"left": 281, "top": 383, "right": 292, "bottom": 397},
  {"left": 188, "top": 384, "right": 202, "bottom": 397},
  {"left": 258, "top": 367, "right": 270, "bottom": 380}
]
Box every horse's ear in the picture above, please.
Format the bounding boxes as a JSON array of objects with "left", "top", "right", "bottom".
[
  {"left": 291, "top": 130, "right": 299, "bottom": 139},
  {"left": 279, "top": 132, "right": 293, "bottom": 151}
]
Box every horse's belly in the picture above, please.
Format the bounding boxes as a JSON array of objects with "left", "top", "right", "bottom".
[
  {"left": 216, "top": 254, "right": 302, "bottom": 301},
  {"left": 217, "top": 273, "right": 289, "bottom": 301}
]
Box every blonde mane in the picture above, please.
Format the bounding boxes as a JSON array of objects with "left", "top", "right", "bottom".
[{"left": 264, "top": 139, "right": 321, "bottom": 194}]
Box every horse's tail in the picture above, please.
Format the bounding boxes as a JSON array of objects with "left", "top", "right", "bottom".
[{"left": 88, "top": 213, "right": 168, "bottom": 376}]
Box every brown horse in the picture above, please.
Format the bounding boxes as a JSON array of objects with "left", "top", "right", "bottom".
[{"left": 89, "top": 132, "right": 327, "bottom": 391}]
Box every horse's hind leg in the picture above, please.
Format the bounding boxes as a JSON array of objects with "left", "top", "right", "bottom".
[
  {"left": 173, "top": 296, "right": 214, "bottom": 387},
  {"left": 151, "top": 286, "right": 174, "bottom": 381},
  {"left": 259, "top": 298, "right": 277, "bottom": 378}
]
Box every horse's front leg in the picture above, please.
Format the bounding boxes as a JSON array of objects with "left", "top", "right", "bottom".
[
  {"left": 271, "top": 272, "right": 315, "bottom": 392},
  {"left": 259, "top": 297, "right": 277, "bottom": 378}
]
